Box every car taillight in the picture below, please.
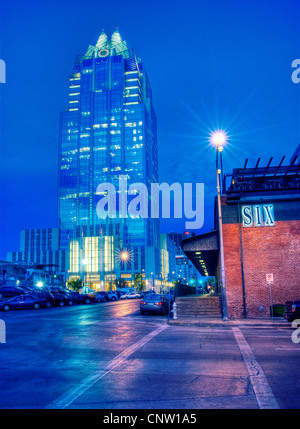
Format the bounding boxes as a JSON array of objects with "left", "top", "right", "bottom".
[
  {"left": 140, "top": 301, "right": 146, "bottom": 305},
  {"left": 155, "top": 302, "right": 163, "bottom": 306},
  {"left": 292, "top": 305, "right": 296, "bottom": 312}
]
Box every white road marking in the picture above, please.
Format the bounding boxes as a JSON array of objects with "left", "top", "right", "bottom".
[
  {"left": 45, "top": 323, "right": 168, "bottom": 409},
  {"left": 232, "top": 327, "right": 280, "bottom": 409}
]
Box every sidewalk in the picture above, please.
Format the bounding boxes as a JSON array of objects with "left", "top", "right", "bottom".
[{"left": 168, "top": 316, "right": 291, "bottom": 328}]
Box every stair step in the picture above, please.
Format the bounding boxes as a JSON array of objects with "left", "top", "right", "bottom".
[
  {"left": 175, "top": 296, "right": 222, "bottom": 319},
  {"left": 179, "top": 311, "right": 220, "bottom": 314},
  {"left": 177, "top": 305, "right": 220, "bottom": 308}
]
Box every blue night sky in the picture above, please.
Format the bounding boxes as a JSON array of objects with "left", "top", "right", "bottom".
[{"left": 0, "top": 0, "right": 299, "bottom": 259}]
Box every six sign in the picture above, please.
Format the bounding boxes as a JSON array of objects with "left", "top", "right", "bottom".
[{"left": 241, "top": 205, "right": 275, "bottom": 228}]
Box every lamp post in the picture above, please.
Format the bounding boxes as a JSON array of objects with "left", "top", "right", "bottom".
[
  {"left": 211, "top": 130, "right": 228, "bottom": 321},
  {"left": 151, "top": 272, "right": 155, "bottom": 292},
  {"left": 81, "top": 259, "right": 88, "bottom": 293},
  {"left": 158, "top": 272, "right": 162, "bottom": 294},
  {"left": 141, "top": 268, "right": 145, "bottom": 292},
  {"left": 120, "top": 250, "right": 130, "bottom": 291}
]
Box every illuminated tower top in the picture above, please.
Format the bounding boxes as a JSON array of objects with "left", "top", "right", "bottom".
[{"left": 85, "top": 29, "right": 129, "bottom": 58}]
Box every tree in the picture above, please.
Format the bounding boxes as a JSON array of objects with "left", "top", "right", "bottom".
[
  {"left": 114, "top": 278, "right": 127, "bottom": 290},
  {"left": 208, "top": 277, "right": 215, "bottom": 286},
  {"left": 67, "top": 278, "right": 82, "bottom": 292},
  {"left": 134, "top": 273, "right": 145, "bottom": 291}
]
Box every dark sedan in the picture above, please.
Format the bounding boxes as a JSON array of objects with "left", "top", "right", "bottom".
[
  {"left": 66, "top": 291, "right": 92, "bottom": 305},
  {"left": 140, "top": 294, "right": 169, "bottom": 315},
  {"left": 88, "top": 292, "right": 106, "bottom": 303},
  {"left": 0, "top": 286, "right": 24, "bottom": 299},
  {"left": 48, "top": 287, "right": 73, "bottom": 307},
  {"left": 0, "top": 294, "right": 47, "bottom": 311},
  {"left": 28, "top": 288, "right": 54, "bottom": 308}
]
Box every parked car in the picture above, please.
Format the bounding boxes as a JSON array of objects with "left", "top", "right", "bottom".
[
  {"left": 140, "top": 294, "right": 170, "bottom": 315},
  {"left": 18, "top": 285, "right": 36, "bottom": 294},
  {"left": 0, "top": 294, "right": 47, "bottom": 311},
  {"left": 92, "top": 291, "right": 109, "bottom": 302},
  {"left": 163, "top": 293, "right": 174, "bottom": 308},
  {"left": 90, "top": 292, "right": 106, "bottom": 303},
  {"left": 28, "top": 288, "right": 54, "bottom": 308},
  {"left": 140, "top": 290, "right": 155, "bottom": 298},
  {"left": 66, "top": 290, "right": 92, "bottom": 305},
  {"left": 106, "top": 291, "right": 119, "bottom": 301},
  {"left": 0, "top": 286, "right": 25, "bottom": 299},
  {"left": 48, "top": 287, "right": 73, "bottom": 307},
  {"left": 284, "top": 300, "right": 300, "bottom": 321},
  {"left": 120, "top": 292, "right": 136, "bottom": 299}
]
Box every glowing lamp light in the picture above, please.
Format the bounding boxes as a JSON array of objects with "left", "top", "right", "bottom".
[
  {"left": 210, "top": 130, "right": 227, "bottom": 148},
  {"left": 120, "top": 251, "right": 129, "bottom": 261},
  {"left": 116, "top": 248, "right": 132, "bottom": 266},
  {"left": 36, "top": 281, "right": 43, "bottom": 288}
]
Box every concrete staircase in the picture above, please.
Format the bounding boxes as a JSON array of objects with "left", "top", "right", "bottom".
[{"left": 175, "top": 294, "right": 222, "bottom": 318}]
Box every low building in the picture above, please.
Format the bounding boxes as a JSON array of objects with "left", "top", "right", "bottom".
[
  {"left": 182, "top": 156, "right": 300, "bottom": 318},
  {"left": 7, "top": 228, "right": 67, "bottom": 275}
]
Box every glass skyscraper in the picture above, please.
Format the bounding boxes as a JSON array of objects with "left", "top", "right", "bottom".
[
  {"left": 58, "top": 29, "right": 160, "bottom": 289},
  {"left": 7, "top": 29, "right": 176, "bottom": 292}
]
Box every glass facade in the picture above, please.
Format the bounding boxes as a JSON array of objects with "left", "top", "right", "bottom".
[{"left": 58, "top": 30, "right": 160, "bottom": 285}]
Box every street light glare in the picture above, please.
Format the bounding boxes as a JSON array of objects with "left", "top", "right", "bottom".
[
  {"left": 211, "top": 130, "right": 227, "bottom": 147},
  {"left": 120, "top": 251, "right": 129, "bottom": 261}
]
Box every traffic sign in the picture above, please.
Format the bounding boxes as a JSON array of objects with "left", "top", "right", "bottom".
[{"left": 266, "top": 273, "right": 274, "bottom": 284}]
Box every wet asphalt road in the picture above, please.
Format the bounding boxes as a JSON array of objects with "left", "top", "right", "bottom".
[{"left": 0, "top": 300, "right": 299, "bottom": 409}]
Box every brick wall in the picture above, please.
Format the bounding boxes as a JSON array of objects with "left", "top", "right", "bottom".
[{"left": 223, "top": 220, "right": 300, "bottom": 318}]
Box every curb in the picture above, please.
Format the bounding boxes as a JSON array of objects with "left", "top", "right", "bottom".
[{"left": 168, "top": 318, "right": 291, "bottom": 328}]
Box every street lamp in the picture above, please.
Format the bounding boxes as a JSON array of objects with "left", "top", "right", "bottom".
[
  {"left": 120, "top": 251, "right": 129, "bottom": 262},
  {"left": 211, "top": 130, "right": 228, "bottom": 321},
  {"left": 81, "top": 259, "right": 87, "bottom": 292},
  {"left": 151, "top": 272, "right": 155, "bottom": 292},
  {"left": 118, "top": 249, "right": 130, "bottom": 292}
]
